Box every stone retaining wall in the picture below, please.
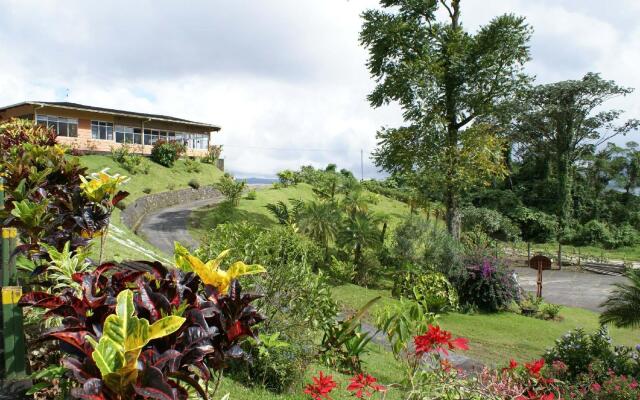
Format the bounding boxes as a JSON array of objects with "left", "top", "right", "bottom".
[{"left": 121, "top": 186, "right": 222, "bottom": 232}]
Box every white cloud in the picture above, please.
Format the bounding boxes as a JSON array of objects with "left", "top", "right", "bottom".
[{"left": 0, "top": 0, "right": 638, "bottom": 177}]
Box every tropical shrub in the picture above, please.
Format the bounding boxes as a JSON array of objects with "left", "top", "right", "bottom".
[
  {"left": 0, "top": 120, "right": 128, "bottom": 259},
  {"left": 19, "top": 257, "right": 265, "bottom": 399},
  {"left": 183, "top": 156, "right": 201, "bottom": 173},
  {"left": 276, "top": 169, "right": 299, "bottom": 186},
  {"left": 511, "top": 206, "right": 558, "bottom": 243},
  {"left": 245, "top": 189, "right": 257, "bottom": 200},
  {"left": 265, "top": 199, "right": 303, "bottom": 225},
  {"left": 543, "top": 327, "right": 640, "bottom": 382},
  {"left": 110, "top": 143, "right": 149, "bottom": 174},
  {"left": 188, "top": 178, "right": 200, "bottom": 189},
  {"left": 452, "top": 257, "right": 519, "bottom": 312},
  {"left": 215, "top": 174, "right": 246, "bottom": 206},
  {"left": 392, "top": 270, "right": 459, "bottom": 313},
  {"left": 573, "top": 220, "right": 614, "bottom": 247},
  {"left": 150, "top": 139, "right": 185, "bottom": 167},
  {"left": 201, "top": 144, "right": 223, "bottom": 165}
]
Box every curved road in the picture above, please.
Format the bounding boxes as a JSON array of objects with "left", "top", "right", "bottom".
[{"left": 137, "top": 195, "right": 224, "bottom": 255}]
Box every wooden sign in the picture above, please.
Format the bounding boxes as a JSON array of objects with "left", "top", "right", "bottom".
[
  {"left": 529, "top": 255, "right": 552, "bottom": 299},
  {"left": 529, "top": 255, "right": 552, "bottom": 271}
]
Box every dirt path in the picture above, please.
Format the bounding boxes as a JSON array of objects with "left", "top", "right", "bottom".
[{"left": 137, "top": 196, "right": 224, "bottom": 255}]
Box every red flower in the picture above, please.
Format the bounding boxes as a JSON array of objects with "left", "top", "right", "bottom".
[
  {"left": 525, "top": 359, "right": 545, "bottom": 377},
  {"left": 509, "top": 359, "right": 518, "bottom": 369},
  {"left": 346, "top": 373, "right": 386, "bottom": 398},
  {"left": 590, "top": 383, "right": 601, "bottom": 393},
  {"left": 414, "top": 325, "right": 469, "bottom": 356},
  {"left": 304, "top": 371, "right": 337, "bottom": 400},
  {"left": 516, "top": 391, "right": 555, "bottom": 400}
]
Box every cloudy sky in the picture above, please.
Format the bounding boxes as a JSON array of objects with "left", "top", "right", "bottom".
[{"left": 0, "top": 0, "right": 639, "bottom": 178}]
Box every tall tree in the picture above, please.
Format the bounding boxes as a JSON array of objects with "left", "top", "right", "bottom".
[
  {"left": 611, "top": 141, "right": 640, "bottom": 196},
  {"left": 361, "top": 0, "right": 531, "bottom": 239},
  {"left": 515, "top": 73, "right": 638, "bottom": 237},
  {"left": 298, "top": 200, "right": 341, "bottom": 263}
]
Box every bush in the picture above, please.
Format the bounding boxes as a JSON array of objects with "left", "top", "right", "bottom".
[
  {"left": 462, "top": 206, "right": 521, "bottom": 241},
  {"left": 166, "top": 183, "right": 176, "bottom": 191},
  {"left": 142, "top": 187, "right": 152, "bottom": 194},
  {"left": 543, "top": 327, "right": 640, "bottom": 382},
  {"left": 392, "top": 270, "right": 459, "bottom": 313},
  {"left": 150, "top": 139, "right": 185, "bottom": 167},
  {"left": 201, "top": 144, "right": 223, "bottom": 165},
  {"left": 392, "top": 216, "right": 464, "bottom": 275},
  {"left": 574, "top": 220, "right": 614, "bottom": 247},
  {"left": 452, "top": 257, "right": 519, "bottom": 312},
  {"left": 538, "top": 303, "right": 562, "bottom": 321},
  {"left": 188, "top": 179, "right": 200, "bottom": 189},
  {"left": 111, "top": 144, "right": 149, "bottom": 174},
  {"left": 245, "top": 189, "right": 258, "bottom": 200},
  {"left": 214, "top": 174, "right": 247, "bottom": 206},
  {"left": 183, "top": 156, "right": 202, "bottom": 173},
  {"left": 276, "top": 169, "right": 299, "bottom": 187}
]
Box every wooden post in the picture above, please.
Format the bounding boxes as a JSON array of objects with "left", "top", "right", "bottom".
[
  {"left": 537, "top": 264, "right": 543, "bottom": 298},
  {"left": 558, "top": 242, "right": 562, "bottom": 270},
  {"left": 527, "top": 242, "right": 531, "bottom": 267}
]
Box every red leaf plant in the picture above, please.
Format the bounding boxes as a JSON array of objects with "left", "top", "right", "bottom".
[
  {"left": 414, "top": 324, "right": 469, "bottom": 356},
  {"left": 304, "top": 371, "right": 338, "bottom": 400},
  {"left": 346, "top": 373, "right": 386, "bottom": 398}
]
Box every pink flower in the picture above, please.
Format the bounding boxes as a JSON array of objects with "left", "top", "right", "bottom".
[{"left": 590, "top": 383, "right": 601, "bottom": 393}]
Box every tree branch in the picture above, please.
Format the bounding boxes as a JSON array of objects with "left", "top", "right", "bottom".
[{"left": 439, "top": 0, "right": 454, "bottom": 20}]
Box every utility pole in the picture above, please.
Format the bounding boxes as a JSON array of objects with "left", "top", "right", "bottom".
[{"left": 360, "top": 149, "right": 364, "bottom": 182}]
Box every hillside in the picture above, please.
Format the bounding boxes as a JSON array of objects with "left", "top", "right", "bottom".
[
  {"left": 188, "top": 182, "right": 416, "bottom": 240},
  {"left": 79, "top": 154, "right": 224, "bottom": 262}
]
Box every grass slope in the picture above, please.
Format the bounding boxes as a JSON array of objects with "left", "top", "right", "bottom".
[
  {"left": 79, "top": 154, "right": 224, "bottom": 261},
  {"left": 189, "top": 183, "right": 414, "bottom": 239},
  {"left": 331, "top": 284, "right": 639, "bottom": 366}
]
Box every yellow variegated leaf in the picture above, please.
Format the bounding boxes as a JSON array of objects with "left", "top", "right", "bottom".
[
  {"left": 89, "top": 290, "right": 185, "bottom": 395},
  {"left": 174, "top": 242, "right": 193, "bottom": 272},
  {"left": 148, "top": 316, "right": 187, "bottom": 341},
  {"left": 227, "top": 261, "right": 266, "bottom": 280}
]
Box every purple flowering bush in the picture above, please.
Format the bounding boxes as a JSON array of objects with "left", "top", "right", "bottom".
[{"left": 452, "top": 257, "right": 520, "bottom": 312}]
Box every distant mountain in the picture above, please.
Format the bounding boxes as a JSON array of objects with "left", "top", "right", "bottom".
[{"left": 241, "top": 177, "right": 278, "bottom": 185}]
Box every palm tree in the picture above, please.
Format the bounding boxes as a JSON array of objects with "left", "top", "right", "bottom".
[
  {"left": 265, "top": 199, "right": 303, "bottom": 226},
  {"left": 338, "top": 211, "right": 382, "bottom": 283},
  {"left": 298, "top": 200, "right": 341, "bottom": 264},
  {"left": 600, "top": 269, "right": 640, "bottom": 328},
  {"left": 341, "top": 189, "right": 371, "bottom": 218}
]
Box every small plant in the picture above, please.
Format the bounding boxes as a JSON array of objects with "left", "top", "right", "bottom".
[
  {"left": 214, "top": 174, "right": 247, "bottom": 206},
  {"left": 538, "top": 303, "right": 562, "bottom": 321},
  {"left": 142, "top": 187, "right": 152, "bottom": 194},
  {"left": 246, "top": 189, "right": 258, "bottom": 200},
  {"left": 188, "top": 179, "right": 200, "bottom": 189},
  {"left": 110, "top": 143, "right": 149, "bottom": 174},
  {"left": 184, "top": 156, "right": 202, "bottom": 173},
  {"left": 202, "top": 144, "right": 223, "bottom": 165},
  {"left": 167, "top": 183, "right": 176, "bottom": 191},
  {"left": 150, "top": 139, "right": 185, "bottom": 167},
  {"left": 392, "top": 270, "right": 459, "bottom": 313}
]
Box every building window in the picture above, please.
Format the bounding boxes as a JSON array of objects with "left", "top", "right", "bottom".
[
  {"left": 115, "top": 125, "right": 142, "bottom": 144},
  {"left": 36, "top": 115, "right": 78, "bottom": 137},
  {"left": 91, "top": 121, "right": 113, "bottom": 140}
]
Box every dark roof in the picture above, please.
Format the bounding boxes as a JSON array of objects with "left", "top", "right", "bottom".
[{"left": 0, "top": 101, "right": 220, "bottom": 130}]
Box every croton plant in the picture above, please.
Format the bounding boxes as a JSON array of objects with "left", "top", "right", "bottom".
[{"left": 19, "top": 246, "right": 266, "bottom": 400}]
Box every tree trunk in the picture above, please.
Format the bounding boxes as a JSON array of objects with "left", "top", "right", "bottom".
[
  {"left": 445, "top": 190, "right": 461, "bottom": 240},
  {"left": 354, "top": 243, "right": 363, "bottom": 283},
  {"left": 556, "top": 154, "right": 572, "bottom": 240}
]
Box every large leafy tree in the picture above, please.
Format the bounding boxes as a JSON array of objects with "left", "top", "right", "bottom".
[
  {"left": 514, "top": 73, "right": 639, "bottom": 237},
  {"left": 361, "top": 0, "right": 532, "bottom": 239},
  {"left": 611, "top": 141, "right": 640, "bottom": 196}
]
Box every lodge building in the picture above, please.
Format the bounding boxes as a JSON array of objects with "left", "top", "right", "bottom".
[{"left": 0, "top": 101, "right": 221, "bottom": 158}]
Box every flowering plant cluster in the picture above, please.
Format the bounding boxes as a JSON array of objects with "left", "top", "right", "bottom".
[{"left": 304, "top": 371, "right": 386, "bottom": 399}]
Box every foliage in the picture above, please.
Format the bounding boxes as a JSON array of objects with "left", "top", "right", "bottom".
[
  {"left": 392, "top": 271, "right": 459, "bottom": 313},
  {"left": 320, "top": 297, "right": 380, "bottom": 372},
  {"left": 0, "top": 120, "right": 128, "bottom": 261},
  {"left": 338, "top": 210, "right": 383, "bottom": 284},
  {"left": 150, "top": 139, "right": 185, "bottom": 167},
  {"left": 600, "top": 268, "right": 640, "bottom": 329},
  {"left": 276, "top": 170, "right": 299, "bottom": 187},
  {"left": 245, "top": 189, "right": 257, "bottom": 200},
  {"left": 183, "top": 157, "right": 202, "bottom": 173},
  {"left": 188, "top": 178, "right": 200, "bottom": 189},
  {"left": 38, "top": 242, "right": 92, "bottom": 296},
  {"left": 110, "top": 144, "right": 149, "bottom": 175},
  {"left": 202, "top": 144, "right": 223, "bottom": 165},
  {"left": 462, "top": 206, "right": 521, "bottom": 241},
  {"left": 452, "top": 257, "right": 520, "bottom": 312},
  {"left": 297, "top": 200, "right": 341, "bottom": 263},
  {"left": 19, "top": 258, "right": 265, "bottom": 399},
  {"left": 375, "top": 298, "right": 436, "bottom": 359},
  {"left": 264, "top": 199, "right": 303, "bottom": 226},
  {"left": 543, "top": 327, "right": 640, "bottom": 382},
  {"left": 392, "top": 216, "right": 464, "bottom": 275},
  {"left": 215, "top": 174, "right": 247, "bottom": 206},
  {"left": 362, "top": 0, "right": 531, "bottom": 238},
  {"left": 510, "top": 206, "right": 559, "bottom": 243}
]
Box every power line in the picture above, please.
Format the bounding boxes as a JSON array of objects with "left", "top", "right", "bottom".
[{"left": 222, "top": 144, "right": 331, "bottom": 152}]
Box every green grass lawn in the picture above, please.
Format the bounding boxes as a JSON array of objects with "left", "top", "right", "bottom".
[
  {"left": 79, "top": 154, "right": 224, "bottom": 261},
  {"left": 331, "top": 283, "right": 639, "bottom": 366},
  {"left": 189, "top": 183, "right": 415, "bottom": 240}
]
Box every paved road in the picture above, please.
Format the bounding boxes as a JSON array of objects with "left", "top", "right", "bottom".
[
  {"left": 514, "top": 266, "right": 626, "bottom": 311},
  {"left": 137, "top": 196, "right": 224, "bottom": 255}
]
